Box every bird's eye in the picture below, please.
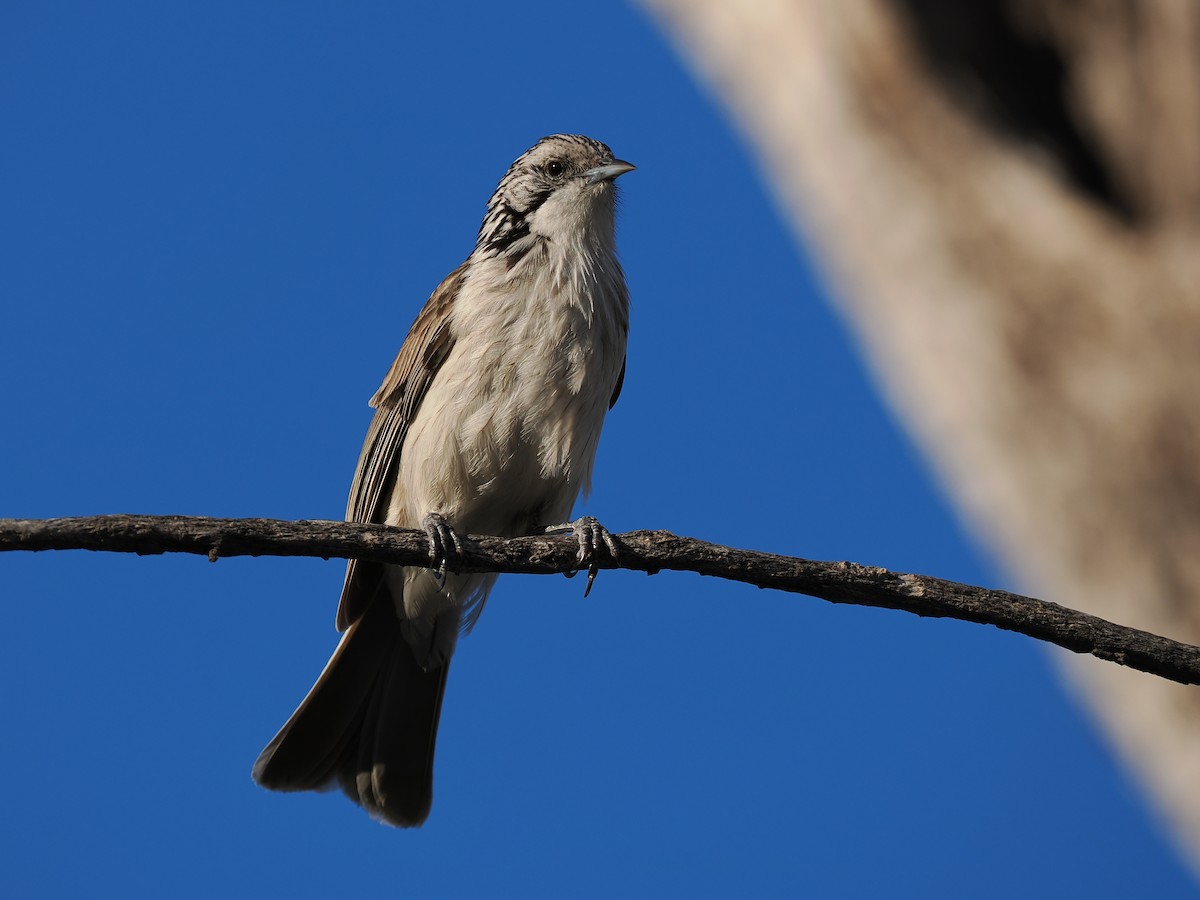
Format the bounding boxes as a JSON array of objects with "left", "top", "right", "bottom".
[{"left": 545, "top": 160, "right": 565, "bottom": 178}]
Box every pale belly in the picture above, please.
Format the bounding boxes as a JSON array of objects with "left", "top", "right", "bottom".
[
  {"left": 383, "top": 318, "right": 621, "bottom": 665},
  {"left": 390, "top": 327, "right": 617, "bottom": 536}
]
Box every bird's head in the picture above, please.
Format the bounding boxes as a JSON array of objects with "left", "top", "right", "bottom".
[{"left": 476, "top": 134, "right": 635, "bottom": 258}]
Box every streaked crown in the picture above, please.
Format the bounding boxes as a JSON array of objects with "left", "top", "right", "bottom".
[{"left": 476, "top": 135, "right": 633, "bottom": 257}]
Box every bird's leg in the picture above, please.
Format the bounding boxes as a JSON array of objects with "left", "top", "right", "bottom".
[
  {"left": 543, "top": 515, "right": 619, "bottom": 597},
  {"left": 421, "top": 512, "right": 464, "bottom": 588}
]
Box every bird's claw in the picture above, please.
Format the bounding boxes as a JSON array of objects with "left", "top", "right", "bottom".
[
  {"left": 421, "top": 512, "right": 464, "bottom": 589},
  {"left": 545, "top": 515, "right": 618, "bottom": 597}
]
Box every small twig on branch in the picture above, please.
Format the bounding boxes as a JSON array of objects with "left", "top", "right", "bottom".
[{"left": 2, "top": 514, "right": 1198, "bottom": 686}]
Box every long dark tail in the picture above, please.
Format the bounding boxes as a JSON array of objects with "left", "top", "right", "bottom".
[{"left": 252, "top": 588, "right": 449, "bottom": 827}]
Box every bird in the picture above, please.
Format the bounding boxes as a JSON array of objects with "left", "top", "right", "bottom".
[{"left": 252, "top": 134, "right": 634, "bottom": 827}]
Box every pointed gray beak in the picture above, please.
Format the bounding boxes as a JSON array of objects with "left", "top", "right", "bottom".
[{"left": 584, "top": 160, "right": 636, "bottom": 184}]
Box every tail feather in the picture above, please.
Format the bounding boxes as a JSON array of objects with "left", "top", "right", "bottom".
[
  {"left": 360, "top": 637, "right": 447, "bottom": 824},
  {"left": 253, "top": 588, "right": 449, "bottom": 827}
]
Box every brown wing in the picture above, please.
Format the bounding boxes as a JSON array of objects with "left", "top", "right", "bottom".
[
  {"left": 335, "top": 261, "right": 467, "bottom": 631},
  {"left": 609, "top": 356, "right": 626, "bottom": 409}
]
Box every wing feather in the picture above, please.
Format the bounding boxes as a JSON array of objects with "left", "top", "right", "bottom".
[
  {"left": 609, "top": 356, "right": 626, "bottom": 410},
  {"left": 335, "top": 261, "right": 468, "bottom": 631}
]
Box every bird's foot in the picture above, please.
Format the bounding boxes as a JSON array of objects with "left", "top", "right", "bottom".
[
  {"left": 421, "top": 512, "right": 464, "bottom": 588},
  {"left": 544, "top": 515, "right": 618, "bottom": 597}
]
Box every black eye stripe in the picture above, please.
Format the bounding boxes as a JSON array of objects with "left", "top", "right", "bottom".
[{"left": 524, "top": 188, "right": 553, "bottom": 213}]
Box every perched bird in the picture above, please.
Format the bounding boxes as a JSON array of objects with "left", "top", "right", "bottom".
[{"left": 252, "top": 134, "right": 634, "bottom": 827}]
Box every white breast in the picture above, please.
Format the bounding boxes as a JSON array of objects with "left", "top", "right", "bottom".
[{"left": 392, "top": 236, "right": 628, "bottom": 539}]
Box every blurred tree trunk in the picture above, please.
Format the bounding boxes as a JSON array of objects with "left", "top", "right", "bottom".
[{"left": 641, "top": 0, "right": 1200, "bottom": 866}]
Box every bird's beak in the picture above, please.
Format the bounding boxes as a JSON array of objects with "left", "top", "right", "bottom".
[{"left": 585, "top": 160, "right": 636, "bottom": 184}]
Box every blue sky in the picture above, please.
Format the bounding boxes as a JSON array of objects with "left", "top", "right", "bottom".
[{"left": 2, "top": 2, "right": 1195, "bottom": 897}]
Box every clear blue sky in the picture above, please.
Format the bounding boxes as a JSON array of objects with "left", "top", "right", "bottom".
[{"left": 2, "top": 2, "right": 1195, "bottom": 897}]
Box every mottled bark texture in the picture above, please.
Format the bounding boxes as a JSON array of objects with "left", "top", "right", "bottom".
[
  {"left": 642, "top": 0, "right": 1200, "bottom": 867},
  {"left": 6, "top": 514, "right": 1200, "bottom": 684}
]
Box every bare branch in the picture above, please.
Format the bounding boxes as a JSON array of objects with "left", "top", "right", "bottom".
[{"left": 3, "top": 514, "right": 1198, "bottom": 686}]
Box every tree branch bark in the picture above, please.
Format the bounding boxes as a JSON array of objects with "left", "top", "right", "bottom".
[{"left": 3, "top": 514, "right": 1199, "bottom": 686}]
